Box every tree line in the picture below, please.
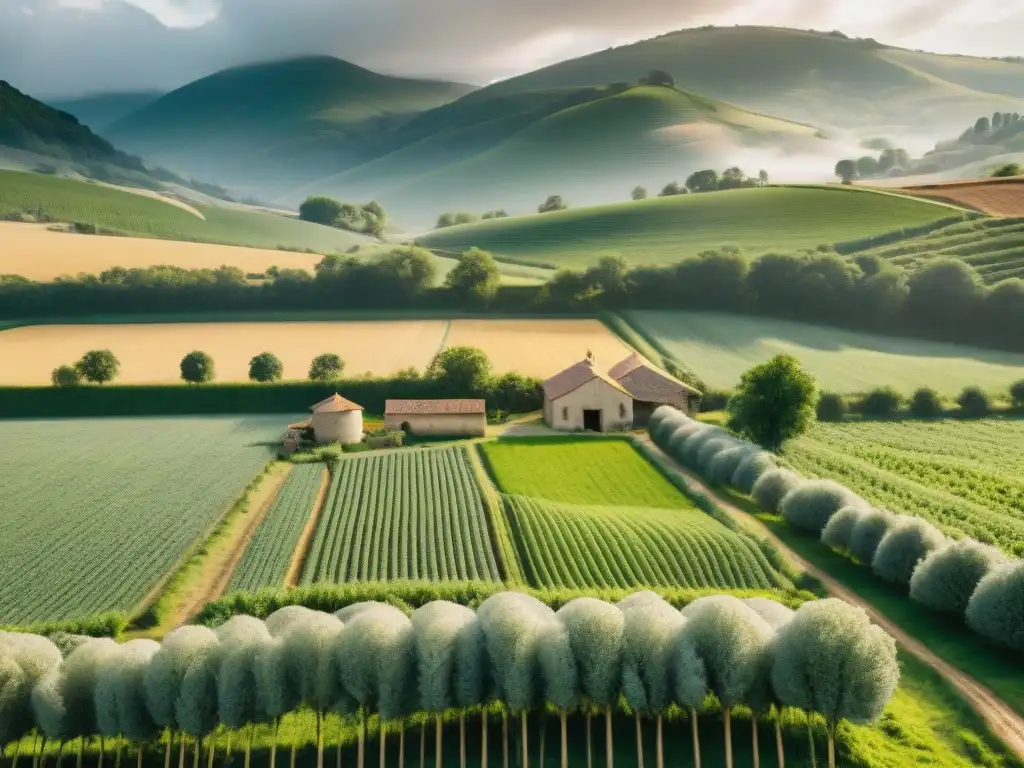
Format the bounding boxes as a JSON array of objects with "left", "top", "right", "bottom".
[
  {"left": 2, "top": 246, "right": 1023, "bottom": 355},
  {"left": 2, "top": 591, "right": 898, "bottom": 768},
  {"left": 816, "top": 381, "right": 1024, "bottom": 422},
  {"left": 298, "top": 197, "right": 388, "bottom": 238}
]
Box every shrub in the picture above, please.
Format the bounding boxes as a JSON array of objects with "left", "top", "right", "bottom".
[
  {"left": 731, "top": 451, "right": 776, "bottom": 494},
  {"left": 248, "top": 352, "right": 283, "bottom": 383},
  {"left": 1011, "top": 380, "right": 1024, "bottom": 409},
  {"left": 816, "top": 392, "right": 847, "bottom": 422},
  {"left": 75, "top": 349, "right": 119, "bottom": 384},
  {"left": 751, "top": 469, "right": 803, "bottom": 513},
  {"left": 698, "top": 390, "right": 732, "bottom": 412},
  {"left": 909, "top": 388, "right": 944, "bottom": 419},
  {"left": 956, "top": 387, "right": 990, "bottom": 418},
  {"left": 821, "top": 506, "right": 867, "bottom": 552},
  {"left": 872, "top": 518, "right": 947, "bottom": 585},
  {"left": 664, "top": 421, "right": 706, "bottom": 461},
  {"left": 966, "top": 562, "right": 1024, "bottom": 651},
  {"left": 650, "top": 407, "right": 687, "bottom": 446},
  {"left": 911, "top": 540, "right": 1008, "bottom": 614},
  {"left": 696, "top": 437, "right": 735, "bottom": 475},
  {"left": 856, "top": 387, "right": 903, "bottom": 419},
  {"left": 848, "top": 509, "right": 896, "bottom": 564},
  {"left": 309, "top": 353, "right": 344, "bottom": 382},
  {"left": 179, "top": 351, "right": 214, "bottom": 384},
  {"left": 679, "top": 426, "right": 728, "bottom": 469},
  {"left": 780, "top": 479, "right": 866, "bottom": 534},
  {"left": 51, "top": 365, "right": 81, "bottom": 388},
  {"left": 706, "top": 445, "right": 753, "bottom": 486}
]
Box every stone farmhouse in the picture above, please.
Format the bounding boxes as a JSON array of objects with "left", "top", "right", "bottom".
[{"left": 384, "top": 399, "right": 487, "bottom": 437}]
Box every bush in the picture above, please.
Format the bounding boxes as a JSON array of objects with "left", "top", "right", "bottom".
[
  {"left": 1011, "top": 380, "right": 1024, "bottom": 409},
  {"left": 179, "top": 351, "right": 214, "bottom": 384},
  {"left": 51, "top": 365, "right": 81, "bottom": 388},
  {"left": 848, "top": 509, "right": 896, "bottom": 564},
  {"left": 696, "top": 437, "right": 736, "bottom": 475},
  {"left": 856, "top": 387, "right": 903, "bottom": 419},
  {"left": 751, "top": 469, "right": 803, "bottom": 513},
  {"left": 991, "top": 162, "right": 1023, "bottom": 178},
  {"left": 821, "top": 506, "right": 867, "bottom": 552},
  {"left": 911, "top": 540, "right": 1007, "bottom": 614},
  {"left": 780, "top": 479, "right": 866, "bottom": 534},
  {"left": 248, "top": 352, "right": 283, "bottom": 383},
  {"left": 706, "top": 445, "right": 753, "bottom": 486},
  {"left": 679, "top": 427, "right": 728, "bottom": 469},
  {"left": 308, "top": 353, "right": 344, "bottom": 382},
  {"left": 872, "top": 518, "right": 947, "bottom": 585},
  {"left": 816, "top": 392, "right": 846, "bottom": 422},
  {"left": 665, "top": 422, "right": 706, "bottom": 462},
  {"left": 650, "top": 407, "right": 687, "bottom": 446},
  {"left": 956, "top": 387, "right": 990, "bottom": 418},
  {"left": 909, "top": 388, "right": 944, "bottom": 419},
  {"left": 730, "top": 451, "right": 776, "bottom": 494},
  {"left": 966, "top": 562, "right": 1024, "bottom": 651},
  {"left": 75, "top": 349, "right": 120, "bottom": 384},
  {"left": 698, "top": 390, "right": 732, "bottom": 412}
]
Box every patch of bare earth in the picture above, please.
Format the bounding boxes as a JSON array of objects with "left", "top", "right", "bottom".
[
  {"left": 896, "top": 178, "right": 1024, "bottom": 216},
  {"left": 283, "top": 466, "right": 330, "bottom": 588}
]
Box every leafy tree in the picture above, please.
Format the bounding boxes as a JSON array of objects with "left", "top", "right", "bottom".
[
  {"left": 821, "top": 506, "right": 866, "bottom": 552},
  {"left": 435, "top": 212, "right": 478, "bottom": 229},
  {"left": 848, "top": 509, "right": 896, "bottom": 564},
  {"left": 631, "top": 185, "right": 647, "bottom": 200},
  {"left": 856, "top": 156, "right": 880, "bottom": 177},
  {"left": 974, "top": 116, "right": 991, "bottom": 135},
  {"left": 0, "top": 633, "right": 60, "bottom": 754},
  {"left": 309, "top": 353, "right": 344, "bottom": 381},
  {"left": 834, "top": 159, "right": 857, "bottom": 184},
  {"left": 658, "top": 181, "right": 684, "bottom": 197},
  {"left": 641, "top": 70, "right": 675, "bottom": 87},
  {"left": 991, "top": 162, "right": 1023, "bottom": 177},
  {"left": 966, "top": 561, "right": 1024, "bottom": 651},
  {"left": 856, "top": 387, "right": 903, "bottom": 419},
  {"left": 871, "top": 518, "right": 946, "bottom": 586},
  {"left": 538, "top": 195, "right": 567, "bottom": 214},
  {"left": 538, "top": 613, "right": 578, "bottom": 768},
  {"left": 685, "top": 169, "right": 719, "bottom": 193},
  {"left": 758, "top": 169, "right": 769, "bottom": 186},
  {"left": 816, "top": 392, "right": 846, "bottom": 422},
  {"left": 444, "top": 247, "right": 500, "bottom": 304},
  {"left": 249, "top": 352, "right": 283, "bottom": 383},
  {"left": 726, "top": 354, "right": 817, "bottom": 450},
  {"left": 482, "top": 209, "right": 509, "bottom": 219},
  {"left": 910, "top": 388, "right": 943, "bottom": 418},
  {"left": 910, "top": 540, "right": 1006, "bottom": 613},
  {"left": 299, "top": 196, "right": 344, "bottom": 226},
  {"left": 180, "top": 350, "right": 214, "bottom": 384},
  {"left": 718, "top": 166, "right": 747, "bottom": 190},
  {"left": 51, "top": 364, "right": 81, "bottom": 387},
  {"left": 956, "top": 387, "right": 990, "bottom": 418},
  {"left": 426, "top": 346, "right": 491, "bottom": 391},
  {"left": 75, "top": 349, "right": 119, "bottom": 384},
  {"left": 363, "top": 200, "right": 386, "bottom": 224},
  {"left": 1012, "top": 380, "right": 1024, "bottom": 408},
  {"left": 95, "top": 639, "right": 162, "bottom": 768}
]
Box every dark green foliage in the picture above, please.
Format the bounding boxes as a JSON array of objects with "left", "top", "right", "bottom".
[
  {"left": 871, "top": 518, "right": 947, "bottom": 586},
  {"left": 855, "top": 387, "right": 903, "bottom": 419},
  {"left": 658, "top": 181, "right": 685, "bottom": 197},
  {"left": 538, "top": 195, "right": 567, "bottom": 214},
  {"left": 631, "top": 186, "right": 647, "bottom": 200},
  {"left": 816, "top": 392, "right": 846, "bottom": 422},
  {"left": 50, "top": 365, "right": 81, "bottom": 388},
  {"left": 966, "top": 562, "right": 1024, "bottom": 651},
  {"left": 308, "top": 353, "right": 344, "bottom": 381},
  {"left": 426, "top": 345, "right": 491, "bottom": 391},
  {"left": 180, "top": 350, "right": 215, "bottom": 384},
  {"left": 75, "top": 349, "right": 119, "bottom": 384},
  {"left": 1012, "top": 380, "right": 1024, "bottom": 408},
  {"left": 991, "top": 163, "right": 1023, "bottom": 178},
  {"left": 909, "top": 388, "right": 944, "bottom": 419},
  {"left": 435, "top": 212, "right": 479, "bottom": 228},
  {"left": 956, "top": 387, "right": 990, "bottom": 418},
  {"left": 685, "top": 169, "right": 719, "bottom": 193},
  {"left": 780, "top": 480, "right": 866, "bottom": 534},
  {"left": 299, "top": 196, "right": 344, "bottom": 226},
  {"left": 248, "top": 352, "right": 283, "bottom": 382},
  {"left": 834, "top": 160, "right": 857, "bottom": 184},
  {"left": 444, "top": 248, "right": 501, "bottom": 303},
  {"left": 727, "top": 354, "right": 817, "bottom": 450},
  {"left": 848, "top": 509, "right": 896, "bottom": 564},
  {"left": 911, "top": 541, "right": 1007, "bottom": 614},
  {"left": 300, "top": 196, "right": 385, "bottom": 236}
]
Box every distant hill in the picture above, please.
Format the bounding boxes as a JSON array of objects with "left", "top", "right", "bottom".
[
  {"left": 293, "top": 83, "right": 827, "bottom": 227},
  {"left": 105, "top": 56, "right": 476, "bottom": 196},
  {"left": 46, "top": 91, "right": 163, "bottom": 133},
  {"left": 467, "top": 26, "right": 1024, "bottom": 133}
]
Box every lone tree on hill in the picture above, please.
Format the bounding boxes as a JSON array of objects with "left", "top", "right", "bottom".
[
  {"left": 834, "top": 159, "right": 857, "bottom": 184},
  {"left": 727, "top": 354, "right": 817, "bottom": 450},
  {"left": 249, "top": 352, "right": 283, "bottom": 383},
  {"left": 75, "top": 349, "right": 120, "bottom": 384},
  {"left": 427, "top": 346, "right": 491, "bottom": 392},
  {"left": 51, "top": 364, "right": 81, "bottom": 387},
  {"left": 309, "top": 353, "right": 344, "bottom": 381},
  {"left": 180, "top": 350, "right": 215, "bottom": 384},
  {"left": 299, "top": 195, "right": 344, "bottom": 226},
  {"left": 631, "top": 186, "right": 647, "bottom": 200},
  {"left": 444, "top": 247, "right": 501, "bottom": 304},
  {"left": 538, "top": 195, "right": 567, "bottom": 214}
]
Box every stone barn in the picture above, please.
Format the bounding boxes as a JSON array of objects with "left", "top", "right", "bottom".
[
  {"left": 607, "top": 351, "right": 701, "bottom": 425},
  {"left": 542, "top": 357, "right": 634, "bottom": 433},
  {"left": 384, "top": 399, "right": 487, "bottom": 437},
  {"left": 308, "top": 393, "right": 364, "bottom": 444}
]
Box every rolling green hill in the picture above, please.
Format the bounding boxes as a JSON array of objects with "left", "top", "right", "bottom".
[
  {"left": 300, "top": 84, "right": 824, "bottom": 227},
  {"left": 106, "top": 56, "right": 475, "bottom": 196},
  {"left": 467, "top": 26, "right": 1024, "bottom": 133},
  {"left": 46, "top": 91, "right": 163, "bottom": 132},
  {"left": 416, "top": 185, "right": 959, "bottom": 268}
]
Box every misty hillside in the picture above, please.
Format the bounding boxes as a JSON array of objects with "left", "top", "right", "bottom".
[
  {"left": 470, "top": 26, "right": 1024, "bottom": 133},
  {"left": 291, "top": 83, "right": 827, "bottom": 227},
  {"left": 47, "top": 91, "right": 164, "bottom": 132},
  {"left": 105, "top": 56, "right": 477, "bottom": 195}
]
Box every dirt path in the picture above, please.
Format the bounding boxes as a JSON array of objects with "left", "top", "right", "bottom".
[
  {"left": 638, "top": 437, "right": 1024, "bottom": 758},
  {"left": 283, "top": 466, "right": 330, "bottom": 588}
]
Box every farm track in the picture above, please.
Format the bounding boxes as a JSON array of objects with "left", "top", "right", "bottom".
[
  {"left": 283, "top": 467, "right": 330, "bottom": 588},
  {"left": 638, "top": 436, "right": 1024, "bottom": 759}
]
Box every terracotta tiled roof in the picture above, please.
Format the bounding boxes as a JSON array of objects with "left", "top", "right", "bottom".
[
  {"left": 543, "top": 358, "right": 632, "bottom": 400},
  {"left": 385, "top": 399, "right": 486, "bottom": 415},
  {"left": 288, "top": 419, "right": 312, "bottom": 430},
  {"left": 607, "top": 351, "right": 645, "bottom": 380},
  {"left": 310, "top": 393, "right": 364, "bottom": 413},
  {"left": 608, "top": 353, "right": 702, "bottom": 397}
]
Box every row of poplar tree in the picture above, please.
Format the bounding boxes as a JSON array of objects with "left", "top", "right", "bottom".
[{"left": 2, "top": 592, "right": 899, "bottom": 768}]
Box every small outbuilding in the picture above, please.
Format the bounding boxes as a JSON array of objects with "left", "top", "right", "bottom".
[
  {"left": 384, "top": 399, "right": 487, "bottom": 437},
  {"left": 608, "top": 351, "right": 702, "bottom": 425},
  {"left": 542, "top": 357, "right": 634, "bottom": 433},
  {"left": 307, "top": 393, "right": 364, "bottom": 445}
]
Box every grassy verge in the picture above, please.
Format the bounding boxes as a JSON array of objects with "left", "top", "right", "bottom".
[{"left": 467, "top": 445, "right": 527, "bottom": 585}]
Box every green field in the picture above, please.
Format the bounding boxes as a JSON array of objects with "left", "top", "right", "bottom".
[
  {"left": 416, "top": 185, "right": 957, "bottom": 269},
  {"left": 0, "top": 415, "right": 283, "bottom": 624},
  {"left": 625, "top": 310, "right": 1024, "bottom": 394},
  {"left": 783, "top": 419, "right": 1024, "bottom": 555},
  {"left": 300, "top": 446, "right": 502, "bottom": 583},
  {"left": 481, "top": 437, "right": 691, "bottom": 507},
  {"left": 503, "top": 494, "right": 786, "bottom": 590},
  {"left": 0, "top": 170, "right": 365, "bottom": 252},
  {"left": 226, "top": 463, "right": 325, "bottom": 592},
  {"left": 849, "top": 215, "right": 1024, "bottom": 283}
]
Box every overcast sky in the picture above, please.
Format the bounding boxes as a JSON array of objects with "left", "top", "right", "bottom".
[{"left": 3, "top": 0, "right": 1023, "bottom": 98}]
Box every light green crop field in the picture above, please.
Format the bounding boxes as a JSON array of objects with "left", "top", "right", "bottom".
[
  {"left": 300, "top": 446, "right": 503, "bottom": 583},
  {"left": 625, "top": 310, "right": 1024, "bottom": 394},
  {"left": 226, "top": 463, "right": 325, "bottom": 592},
  {"left": 417, "top": 186, "right": 958, "bottom": 269},
  {"left": 783, "top": 419, "right": 1024, "bottom": 556},
  {"left": 481, "top": 437, "right": 691, "bottom": 507},
  {"left": 0, "top": 170, "right": 365, "bottom": 252},
  {"left": 0, "top": 416, "right": 284, "bottom": 624},
  {"left": 502, "top": 494, "right": 787, "bottom": 590}
]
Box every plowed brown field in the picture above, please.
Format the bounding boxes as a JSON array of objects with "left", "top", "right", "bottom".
[{"left": 897, "top": 178, "right": 1024, "bottom": 216}]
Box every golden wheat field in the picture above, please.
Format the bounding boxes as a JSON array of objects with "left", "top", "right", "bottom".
[
  {"left": 0, "top": 318, "right": 637, "bottom": 384},
  {"left": 0, "top": 223, "right": 322, "bottom": 280}
]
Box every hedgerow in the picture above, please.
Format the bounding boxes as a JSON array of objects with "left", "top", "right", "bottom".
[
  {"left": 910, "top": 540, "right": 1007, "bottom": 614},
  {"left": 871, "top": 518, "right": 947, "bottom": 586},
  {"left": 966, "top": 562, "right": 1024, "bottom": 651},
  {"left": 780, "top": 480, "right": 866, "bottom": 534}
]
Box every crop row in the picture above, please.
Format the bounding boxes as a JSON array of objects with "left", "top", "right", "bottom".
[
  {"left": 226, "top": 464, "right": 325, "bottom": 593},
  {"left": 300, "top": 447, "right": 502, "bottom": 583},
  {"left": 503, "top": 494, "right": 785, "bottom": 591}
]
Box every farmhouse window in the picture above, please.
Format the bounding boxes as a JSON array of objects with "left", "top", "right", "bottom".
[
  {"left": 619, "top": 403, "right": 626, "bottom": 418},
  {"left": 562, "top": 406, "right": 568, "bottom": 420}
]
